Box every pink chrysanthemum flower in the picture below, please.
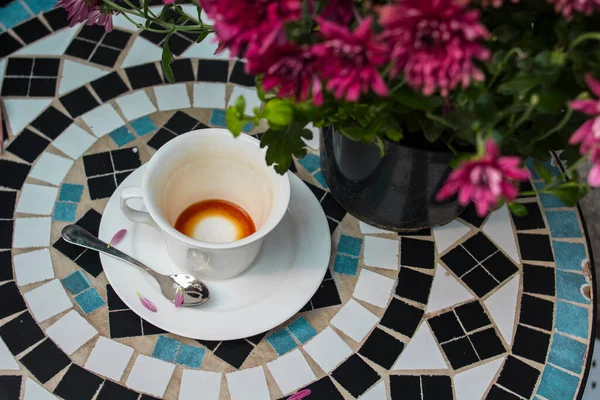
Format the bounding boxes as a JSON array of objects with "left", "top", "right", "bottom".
[
  {"left": 548, "top": 0, "right": 600, "bottom": 19},
  {"left": 246, "top": 44, "right": 324, "bottom": 105},
  {"left": 481, "top": 0, "right": 520, "bottom": 7},
  {"left": 437, "top": 140, "right": 529, "bottom": 217},
  {"left": 57, "top": 0, "right": 113, "bottom": 31},
  {"left": 200, "top": 0, "right": 301, "bottom": 57},
  {"left": 378, "top": 0, "right": 490, "bottom": 97},
  {"left": 320, "top": 0, "right": 354, "bottom": 23},
  {"left": 311, "top": 17, "right": 389, "bottom": 102}
]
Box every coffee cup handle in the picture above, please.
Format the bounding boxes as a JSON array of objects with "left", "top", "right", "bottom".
[{"left": 120, "top": 187, "right": 154, "bottom": 226}]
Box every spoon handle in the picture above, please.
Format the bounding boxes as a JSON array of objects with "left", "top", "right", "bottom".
[{"left": 61, "top": 225, "right": 164, "bottom": 281}]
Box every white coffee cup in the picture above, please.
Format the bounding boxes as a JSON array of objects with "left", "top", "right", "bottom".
[{"left": 120, "top": 128, "right": 291, "bottom": 280}]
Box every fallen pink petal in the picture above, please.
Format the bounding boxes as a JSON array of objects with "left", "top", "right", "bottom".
[
  {"left": 137, "top": 292, "right": 158, "bottom": 312},
  {"left": 174, "top": 287, "right": 184, "bottom": 308},
  {"left": 108, "top": 229, "right": 127, "bottom": 248},
  {"left": 288, "top": 389, "right": 311, "bottom": 400}
]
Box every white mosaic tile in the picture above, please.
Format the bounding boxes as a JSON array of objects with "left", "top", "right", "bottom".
[
  {"left": 359, "top": 381, "right": 386, "bottom": 400},
  {"left": 484, "top": 274, "right": 520, "bottom": 345},
  {"left": 426, "top": 264, "right": 474, "bottom": 313},
  {"left": 81, "top": 103, "right": 125, "bottom": 137},
  {"left": 267, "top": 349, "right": 316, "bottom": 395},
  {"left": 154, "top": 83, "right": 191, "bottom": 111},
  {"left": 85, "top": 336, "right": 134, "bottom": 381},
  {"left": 59, "top": 60, "right": 108, "bottom": 95},
  {"left": 454, "top": 357, "right": 504, "bottom": 400},
  {"left": 482, "top": 204, "right": 520, "bottom": 264},
  {"left": 432, "top": 219, "right": 471, "bottom": 253},
  {"left": 303, "top": 123, "right": 320, "bottom": 150},
  {"left": 304, "top": 326, "right": 352, "bottom": 373},
  {"left": 226, "top": 366, "right": 271, "bottom": 400},
  {"left": 363, "top": 236, "right": 399, "bottom": 270},
  {"left": 359, "top": 221, "right": 394, "bottom": 235},
  {"left": 16, "top": 28, "right": 78, "bottom": 56},
  {"left": 353, "top": 268, "right": 395, "bottom": 308},
  {"left": 0, "top": 338, "right": 19, "bottom": 370},
  {"left": 121, "top": 37, "right": 163, "bottom": 68},
  {"left": 24, "top": 279, "right": 72, "bottom": 322},
  {"left": 52, "top": 124, "right": 96, "bottom": 159},
  {"left": 13, "top": 217, "right": 52, "bottom": 248},
  {"left": 330, "top": 299, "right": 379, "bottom": 343},
  {"left": 24, "top": 377, "right": 57, "bottom": 400},
  {"left": 115, "top": 90, "right": 157, "bottom": 121},
  {"left": 4, "top": 99, "right": 52, "bottom": 136},
  {"left": 126, "top": 354, "right": 176, "bottom": 397},
  {"left": 15, "top": 183, "right": 58, "bottom": 215},
  {"left": 0, "top": 59, "right": 5, "bottom": 95},
  {"left": 46, "top": 310, "right": 97, "bottom": 355},
  {"left": 229, "top": 86, "right": 262, "bottom": 112},
  {"left": 180, "top": 370, "right": 222, "bottom": 400},
  {"left": 14, "top": 248, "right": 54, "bottom": 286},
  {"left": 112, "top": 12, "right": 145, "bottom": 31},
  {"left": 29, "top": 152, "right": 73, "bottom": 186},
  {"left": 392, "top": 323, "right": 447, "bottom": 370},
  {"left": 193, "top": 82, "right": 227, "bottom": 109},
  {"left": 181, "top": 33, "right": 232, "bottom": 59}
]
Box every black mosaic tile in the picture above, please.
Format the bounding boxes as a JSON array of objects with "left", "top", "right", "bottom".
[
  {"left": 463, "top": 232, "right": 497, "bottom": 261},
  {"left": 66, "top": 39, "right": 96, "bottom": 59},
  {"left": 470, "top": 327, "right": 506, "bottom": 360},
  {"left": 139, "top": 25, "right": 166, "bottom": 44},
  {"left": 168, "top": 33, "right": 194, "bottom": 56},
  {"left": 299, "top": 301, "right": 312, "bottom": 312},
  {"left": 400, "top": 238, "right": 435, "bottom": 269},
  {"left": 310, "top": 279, "right": 341, "bottom": 309},
  {"left": 422, "top": 375, "right": 453, "bottom": 400},
  {"left": 54, "top": 364, "right": 103, "bottom": 400},
  {"left": 91, "top": 72, "right": 129, "bottom": 102},
  {"left": 29, "top": 78, "right": 57, "bottom": 96},
  {"left": 20, "top": 338, "right": 70, "bottom": 383},
  {"left": 246, "top": 332, "right": 266, "bottom": 345},
  {"left": 0, "top": 375, "right": 21, "bottom": 400},
  {"left": 518, "top": 180, "right": 536, "bottom": 198},
  {"left": 441, "top": 336, "right": 479, "bottom": 369},
  {"left": 0, "top": 282, "right": 26, "bottom": 319},
  {"left": 60, "top": 87, "right": 99, "bottom": 118},
  {"left": 142, "top": 320, "right": 167, "bottom": 335},
  {"left": 455, "top": 301, "right": 491, "bottom": 332},
  {"left": 390, "top": 375, "right": 421, "bottom": 400},
  {"left": 403, "top": 227, "right": 431, "bottom": 236},
  {"left": 196, "top": 339, "right": 220, "bottom": 351},
  {"left": 213, "top": 339, "right": 254, "bottom": 369},
  {"left": 6, "top": 58, "right": 33, "bottom": 75},
  {"left": 359, "top": 327, "right": 405, "bottom": 369},
  {"left": 512, "top": 325, "right": 550, "bottom": 364},
  {"left": 111, "top": 148, "right": 141, "bottom": 171},
  {"left": 140, "top": 395, "right": 160, "bottom": 400},
  {"left": 0, "top": 311, "right": 44, "bottom": 355},
  {"left": 519, "top": 294, "right": 554, "bottom": 331},
  {"left": 230, "top": 61, "right": 254, "bottom": 86},
  {"left": 107, "top": 284, "right": 128, "bottom": 311},
  {"left": 486, "top": 385, "right": 521, "bottom": 400},
  {"left": 147, "top": 128, "right": 177, "bottom": 150},
  {"left": 0, "top": 33, "right": 22, "bottom": 58},
  {"left": 83, "top": 152, "right": 114, "bottom": 177},
  {"left": 0, "top": 160, "right": 29, "bottom": 190},
  {"left": 102, "top": 29, "right": 131, "bottom": 49},
  {"left": 88, "top": 175, "right": 117, "bottom": 200},
  {"left": 109, "top": 310, "right": 142, "bottom": 338},
  {"left": 0, "top": 220, "right": 13, "bottom": 249},
  {"left": 396, "top": 267, "right": 433, "bottom": 304},
  {"left": 496, "top": 356, "right": 540, "bottom": 398},
  {"left": 512, "top": 202, "right": 545, "bottom": 230},
  {"left": 321, "top": 193, "right": 346, "bottom": 221},
  {"left": 172, "top": 59, "right": 195, "bottom": 82},
  {"left": 125, "top": 64, "right": 162, "bottom": 89},
  {"left": 13, "top": 18, "right": 51, "bottom": 44},
  {"left": 77, "top": 209, "right": 102, "bottom": 236},
  {"left": 381, "top": 298, "right": 424, "bottom": 337},
  {"left": 482, "top": 251, "right": 518, "bottom": 283},
  {"left": 429, "top": 312, "right": 465, "bottom": 343},
  {"left": 97, "top": 380, "right": 139, "bottom": 400},
  {"left": 517, "top": 233, "right": 554, "bottom": 262},
  {"left": 332, "top": 354, "right": 379, "bottom": 397},
  {"left": 53, "top": 237, "right": 86, "bottom": 260},
  {"left": 79, "top": 25, "right": 105, "bottom": 41},
  {"left": 459, "top": 203, "right": 487, "bottom": 227},
  {"left": 523, "top": 264, "right": 555, "bottom": 296},
  {"left": 115, "top": 171, "right": 133, "bottom": 185},
  {"left": 165, "top": 111, "right": 200, "bottom": 134},
  {"left": 33, "top": 58, "right": 60, "bottom": 76},
  {"left": 75, "top": 249, "right": 103, "bottom": 277},
  {"left": 197, "top": 60, "right": 229, "bottom": 82},
  {"left": 299, "top": 377, "right": 344, "bottom": 400},
  {"left": 1, "top": 78, "right": 29, "bottom": 96},
  {"left": 441, "top": 245, "right": 478, "bottom": 276},
  {"left": 0, "top": 251, "right": 13, "bottom": 282},
  {"left": 43, "top": 8, "right": 70, "bottom": 30},
  {"left": 462, "top": 266, "right": 498, "bottom": 297},
  {"left": 0, "top": 190, "right": 16, "bottom": 219},
  {"left": 90, "top": 46, "right": 121, "bottom": 67},
  {"left": 31, "top": 106, "right": 72, "bottom": 139},
  {"left": 327, "top": 218, "right": 338, "bottom": 234}
]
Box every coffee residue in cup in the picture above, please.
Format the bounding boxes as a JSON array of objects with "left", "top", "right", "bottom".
[{"left": 174, "top": 199, "right": 256, "bottom": 243}]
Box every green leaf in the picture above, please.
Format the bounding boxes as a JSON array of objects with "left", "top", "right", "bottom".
[
  {"left": 197, "top": 6, "right": 203, "bottom": 24},
  {"left": 260, "top": 121, "right": 313, "bottom": 174},
  {"left": 161, "top": 30, "right": 176, "bottom": 84},
  {"left": 548, "top": 187, "right": 579, "bottom": 207},
  {"left": 498, "top": 76, "right": 542, "bottom": 95},
  {"left": 449, "top": 153, "right": 471, "bottom": 169},
  {"left": 262, "top": 99, "right": 293, "bottom": 129},
  {"left": 419, "top": 117, "right": 443, "bottom": 143},
  {"left": 508, "top": 202, "right": 528, "bottom": 217},
  {"left": 195, "top": 30, "right": 210, "bottom": 43},
  {"left": 493, "top": 25, "right": 520, "bottom": 43},
  {"left": 225, "top": 107, "right": 249, "bottom": 137},
  {"left": 391, "top": 86, "right": 442, "bottom": 112},
  {"left": 384, "top": 128, "right": 403, "bottom": 141},
  {"left": 339, "top": 126, "right": 368, "bottom": 141},
  {"left": 532, "top": 160, "right": 553, "bottom": 184},
  {"left": 375, "top": 136, "right": 385, "bottom": 157},
  {"left": 235, "top": 96, "right": 246, "bottom": 114}
]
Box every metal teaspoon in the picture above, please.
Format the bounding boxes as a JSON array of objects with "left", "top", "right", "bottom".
[{"left": 61, "top": 225, "right": 210, "bottom": 307}]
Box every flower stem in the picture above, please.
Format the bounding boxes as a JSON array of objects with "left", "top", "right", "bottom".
[
  {"left": 505, "top": 94, "right": 539, "bottom": 137},
  {"left": 531, "top": 108, "right": 573, "bottom": 144},
  {"left": 426, "top": 112, "right": 457, "bottom": 130},
  {"left": 570, "top": 32, "right": 600, "bottom": 50},
  {"left": 487, "top": 47, "right": 525, "bottom": 89}
]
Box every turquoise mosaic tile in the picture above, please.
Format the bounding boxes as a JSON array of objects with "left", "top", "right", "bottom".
[
  {"left": 61, "top": 271, "right": 91, "bottom": 295},
  {"left": 53, "top": 202, "right": 77, "bottom": 222},
  {"left": 556, "top": 301, "right": 588, "bottom": 339},
  {"left": 553, "top": 241, "right": 587, "bottom": 271},
  {"left": 535, "top": 182, "right": 566, "bottom": 208},
  {"left": 74, "top": 288, "right": 106, "bottom": 314},
  {"left": 298, "top": 154, "right": 320, "bottom": 174},
  {"left": 548, "top": 333, "right": 587, "bottom": 374},
  {"left": 337, "top": 235, "right": 362, "bottom": 257},
  {"left": 333, "top": 254, "right": 359, "bottom": 276},
  {"left": 210, "top": 110, "right": 226, "bottom": 127},
  {"left": 545, "top": 211, "right": 583, "bottom": 238},
  {"left": 24, "top": 0, "right": 56, "bottom": 14},
  {"left": 109, "top": 126, "right": 136, "bottom": 147},
  {"left": 0, "top": 2, "right": 31, "bottom": 30},
  {"left": 58, "top": 183, "right": 84, "bottom": 203},
  {"left": 152, "top": 335, "right": 181, "bottom": 362},
  {"left": 176, "top": 344, "right": 205, "bottom": 368},
  {"left": 527, "top": 157, "right": 561, "bottom": 180},
  {"left": 288, "top": 317, "right": 316, "bottom": 343},
  {"left": 130, "top": 116, "right": 156, "bottom": 136},
  {"left": 536, "top": 364, "right": 579, "bottom": 400},
  {"left": 313, "top": 171, "right": 328, "bottom": 188},
  {"left": 556, "top": 270, "right": 589, "bottom": 304},
  {"left": 267, "top": 329, "right": 297, "bottom": 355},
  {"left": 242, "top": 122, "right": 253, "bottom": 132}
]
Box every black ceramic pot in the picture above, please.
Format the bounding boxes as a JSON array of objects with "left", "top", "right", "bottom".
[{"left": 320, "top": 127, "right": 464, "bottom": 231}]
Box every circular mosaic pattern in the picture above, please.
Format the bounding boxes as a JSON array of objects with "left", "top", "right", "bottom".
[{"left": 0, "top": 3, "right": 597, "bottom": 400}]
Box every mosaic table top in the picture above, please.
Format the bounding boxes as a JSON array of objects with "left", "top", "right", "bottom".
[{"left": 0, "top": 2, "right": 598, "bottom": 400}]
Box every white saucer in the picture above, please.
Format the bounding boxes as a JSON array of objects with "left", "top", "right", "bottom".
[{"left": 99, "top": 165, "right": 331, "bottom": 340}]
